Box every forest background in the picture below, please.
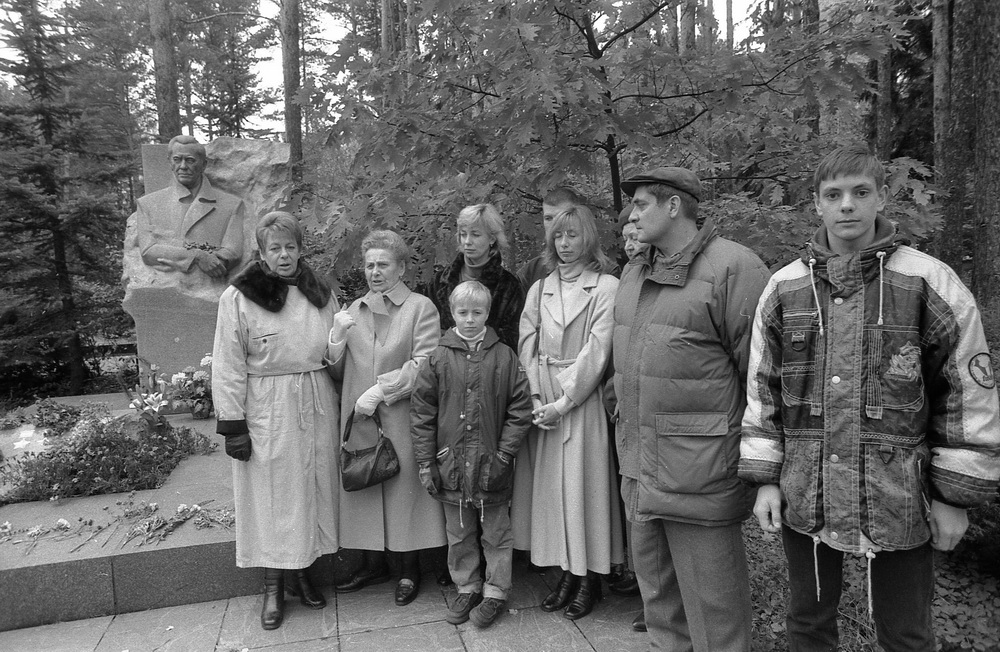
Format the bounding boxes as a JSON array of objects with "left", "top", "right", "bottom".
[{"left": 1, "top": 1, "right": 999, "bottom": 649}]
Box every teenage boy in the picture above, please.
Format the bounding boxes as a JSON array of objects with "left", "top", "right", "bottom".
[
  {"left": 517, "top": 187, "right": 585, "bottom": 293},
  {"left": 614, "top": 166, "right": 769, "bottom": 651},
  {"left": 740, "top": 143, "right": 1000, "bottom": 652},
  {"left": 410, "top": 281, "right": 533, "bottom": 629}
]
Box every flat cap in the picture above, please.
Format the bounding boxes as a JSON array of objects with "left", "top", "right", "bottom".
[{"left": 621, "top": 166, "right": 702, "bottom": 202}]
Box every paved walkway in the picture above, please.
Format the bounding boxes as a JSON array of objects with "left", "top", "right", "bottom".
[{"left": 0, "top": 565, "right": 648, "bottom": 652}]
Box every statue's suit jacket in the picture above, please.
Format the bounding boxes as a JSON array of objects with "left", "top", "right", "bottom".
[{"left": 136, "top": 177, "right": 246, "bottom": 274}]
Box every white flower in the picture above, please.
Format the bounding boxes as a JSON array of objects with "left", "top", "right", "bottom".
[
  {"left": 170, "top": 373, "right": 186, "bottom": 386},
  {"left": 0, "top": 521, "right": 11, "bottom": 535},
  {"left": 193, "top": 370, "right": 210, "bottom": 382},
  {"left": 200, "top": 354, "right": 213, "bottom": 368},
  {"left": 177, "top": 504, "right": 188, "bottom": 513},
  {"left": 56, "top": 518, "right": 70, "bottom": 530}
]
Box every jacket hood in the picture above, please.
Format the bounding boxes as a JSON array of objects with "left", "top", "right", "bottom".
[
  {"left": 231, "top": 259, "right": 332, "bottom": 312},
  {"left": 802, "top": 214, "right": 901, "bottom": 272}
]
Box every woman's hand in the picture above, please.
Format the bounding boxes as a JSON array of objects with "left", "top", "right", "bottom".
[
  {"left": 355, "top": 384, "right": 384, "bottom": 416},
  {"left": 329, "top": 307, "right": 355, "bottom": 344},
  {"left": 532, "top": 403, "right": 561, "bottom": 429}
]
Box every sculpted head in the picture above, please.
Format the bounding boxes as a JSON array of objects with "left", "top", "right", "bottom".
[{"left": 167, "top": 135, "right": 207, "bottom": 191}]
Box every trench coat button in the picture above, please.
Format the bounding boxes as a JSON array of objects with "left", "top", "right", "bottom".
[
  {"left": 466, "top": 354, "right": 471, "bottom": 360},
  {"left": 830, "top": 454, "right": 840, "bottom": 463},
  {"left": 467, "top": 425, "right": 472, "bottom": 430},
  {"left": 830, "top": 531, "right": 839, "bottom": 540},
  {"left": 831, "top": 376, "right": 841, "bottom": 384},
  {"left": 834, "top": 297, "right": 844, "bottom": 305}
]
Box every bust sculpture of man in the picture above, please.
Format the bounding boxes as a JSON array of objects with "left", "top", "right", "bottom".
[{"left": 135, "top": 135, "right": 246, "bottom": 277}]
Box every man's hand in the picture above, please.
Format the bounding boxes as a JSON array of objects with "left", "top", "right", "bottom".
[
  {"left": 929, "top": 500, "right": 968, "bottom": 551},
  {"left": 753, "top": 484, "right": 783, "bottom": 533},
  {"left": 418, "top": 462, "right": 440, "bottom": 495},
  {"left": 195, "top": 250, "right": 227, "bottom": 278}
]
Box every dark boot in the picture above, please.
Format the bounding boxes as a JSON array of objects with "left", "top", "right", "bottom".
[
  {"left": 564, "top": 572, "right": 602, "bottom": 620},
  {"left": 541, "top": 571, "right": 579, "bottom": 612},
  {"left": 335, "top": 549, "right": 390, "bottom": 593},
  {"left": 261, "top": 567, "right": 285, "bottom": 630},
  {"left": 286, "top": 568, "right": 326, "bottom": 609}
]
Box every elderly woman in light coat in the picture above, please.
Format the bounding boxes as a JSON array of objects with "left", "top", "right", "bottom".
[
  {"left": 212, "top": 211, "right": 340, "bottom": 631},
  {"left": 328, "top": 229, "right": 446, "bottom": 606},
  {"left": 519, "top": 205, "right": 624, "bottom": 621}
]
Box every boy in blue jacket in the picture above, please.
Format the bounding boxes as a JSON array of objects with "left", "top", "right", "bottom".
[
  {"left": 740, "top": 144, "right": 1000, "bottom": 651},
  {"left": 411, "top": 281, "right": 533, "bottom": 629}
]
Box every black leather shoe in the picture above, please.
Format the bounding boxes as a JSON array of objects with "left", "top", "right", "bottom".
[
  {"left": 261, "top": 568, "right": 285, "bottom": 630},
  {"left": 609, "top": 570, "right": 640, "bottom": 597},
  {"left": 394, "top": 578, "right": 420, "bottom": 606},
  {"left": 286, "top": 569, "right": 326, "bottom": 609},
  {"left": 335, "top": 565, "right": 391, "bottom": 593},
  {"left": 436, "top": 568, "right": 453, "bottom": 586},
  {"left": 564, "top": 573, "right": 602, "bottom": 621},
  {"left": 632, "top": 611, "right": 647, "bottom": 632},
  {"left": 540, "top": 571, "right": 579, "bottom": 612}
]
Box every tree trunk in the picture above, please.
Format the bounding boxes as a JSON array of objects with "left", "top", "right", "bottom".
[
  {"left": 666, "top": 2, "right": 679, "bottom": 52},
  {"left": 679, "top": 0, "right": 696, "bottom": 54},
  {"left": 726, "top": 0, "right": 733, "bottom": 49},
  {"left": 281, "top": 0, "right": 303, "bottom": 176},
  {"left": 970, "top": 0, "right": 1000, "bottom": 296},
  {"left": 875, "top": 52, "right": 893, "bottom": 159},
  {"left": 405, "top": 0, "right": 417, "bottom": 55},
  {"left": 380, "top": 0, "right": 393, "bottom": 54},
  {"left": 802, "top": 0, "right": 820, "bottom": 133},
  {"left": 148, "top": 0, "right": 181, "bottom": 140}
]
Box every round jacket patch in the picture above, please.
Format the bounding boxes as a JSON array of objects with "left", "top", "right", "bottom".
[{"left": 969, "top": 353, "right": 995, "bottom": 389}]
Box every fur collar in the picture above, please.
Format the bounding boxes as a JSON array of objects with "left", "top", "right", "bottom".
[{"left": 231, "top": 260, "right": 332, "bottom": 312}]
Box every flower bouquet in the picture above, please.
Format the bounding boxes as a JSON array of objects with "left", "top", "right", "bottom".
[{"left": 166, "top": 355, "right": 213, "bottom": 418}]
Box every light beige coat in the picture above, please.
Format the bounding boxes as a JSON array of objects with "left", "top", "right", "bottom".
[
  {"left": 213, "top": 285, "right": 340, "bottom": 569},
  {"left": 518, "top": 269, "right": 624, "bottom": 575},
  {"left": 330, "top": 282, "right": 446, "bottom": 552}
]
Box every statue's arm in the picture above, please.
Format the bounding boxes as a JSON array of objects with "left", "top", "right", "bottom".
[{"left": 136, "top": 198, "right": 198, "bottom": 272}]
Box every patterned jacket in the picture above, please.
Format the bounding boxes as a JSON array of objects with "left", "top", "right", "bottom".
[{"left": 739, "top": 217, "right": 1000, "bottom": 553}]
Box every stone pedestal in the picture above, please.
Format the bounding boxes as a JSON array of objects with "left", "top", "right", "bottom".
[{"left": 122, "top": 288, "right": 220, "bottom": 380}]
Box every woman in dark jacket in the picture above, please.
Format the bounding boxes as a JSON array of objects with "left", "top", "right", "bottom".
[{"left": 428, "top": 204, "right": 525, "bottom": 351}]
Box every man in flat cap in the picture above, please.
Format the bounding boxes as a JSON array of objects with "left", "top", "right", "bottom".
[{"left": 611, "top": 166, "right": 769, "bottom": 651}]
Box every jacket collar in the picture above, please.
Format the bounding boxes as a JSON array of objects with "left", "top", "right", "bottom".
[
  {"left": 802, "top": 215, "right": 901, "bottom": 293},
  {"left": 445, "top": 252, "right": 507, "bottom": 288},
  {"left": 540, "top": 267, "right": 600, "bottom": 326},
  {"left": 361, "top": 280, "right": 411, "bottom": 312},
  {"left": 439, "top": 326, "right": 501, "bottom": 351},
  {"left": 231, "top": 259, "right": 332, "bottom": 312},
  {"left": 640, "top": 218, "right": 719, "bottom": 287}
]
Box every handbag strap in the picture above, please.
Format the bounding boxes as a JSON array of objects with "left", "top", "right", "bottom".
[{"left": 342, "top": 407, "right": 384, "bottom": 444}]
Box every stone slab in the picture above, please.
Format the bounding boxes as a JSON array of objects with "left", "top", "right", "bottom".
[
  {"left": 340, "top": 620, "right": 464, "bottom": 652},
  {"left": 0, "top": 614, "right": 112, "bottom": 652},
  {"left": 336, "top": 575, "right": 449, "bottom": 635},
  {"left": 217, "top": 593, "right": 338, "bottom": 651},
  {"left": 122, "top": 287, "right": 220, "bottom": 379},
  {"left": 0, "top": 557, "right": 114, "bottom": 631},
  {"left": 93, "top": 599, "right": 227, "bottom": 652},
  {"left": 456, "top": 605, "right": 595, "bottom": 651}
]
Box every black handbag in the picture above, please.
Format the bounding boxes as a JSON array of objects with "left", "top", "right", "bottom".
[{"left": 340, "top": 408, "right": 400, "bottom": 492}]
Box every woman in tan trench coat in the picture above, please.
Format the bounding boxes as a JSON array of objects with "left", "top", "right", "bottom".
[
  {"left": 519, "top": 206, "right": 624, "bottom": 621},
  {"left": 328, "top": 229, "right": 446, "bottom": 606},
  {"left": 213, "top": 212, "right": 340, "bottom": 630}
]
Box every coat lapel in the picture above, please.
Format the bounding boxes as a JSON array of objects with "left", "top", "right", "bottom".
[
  {"left": 181, "top": 178, "right": 219, "bottom": 235},
  {"left": 541, "top": 269, "right": 597, "bottom": 327}
]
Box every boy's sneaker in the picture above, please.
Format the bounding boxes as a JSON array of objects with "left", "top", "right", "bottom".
[
  {"left": 446, "top": 591, "right": 483, "bottom": 624},
  {"left": 469, "top": 597, "right": 506, "bottom": 628}
]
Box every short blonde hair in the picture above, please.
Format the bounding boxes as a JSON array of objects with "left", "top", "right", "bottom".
[
  {"left": 256, "top": 211, "right": 303, "bottom": 250},
  {"left": 449, "top": 280, "right": 492, "bottom": 312},
  {"left": 455, "top": 204, "right": 509, "bottom": 259}
]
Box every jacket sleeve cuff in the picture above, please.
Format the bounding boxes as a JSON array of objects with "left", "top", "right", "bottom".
[{"left": 217, "top": 419, "right": 249, "bottom": 436}]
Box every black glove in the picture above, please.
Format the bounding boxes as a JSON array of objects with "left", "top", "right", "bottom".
[
  {"left": 224, "top": 433, "right": 252, "bottom": 461},
  {"left": 418, "top": 462, "right": 441, "bottom": 495}
]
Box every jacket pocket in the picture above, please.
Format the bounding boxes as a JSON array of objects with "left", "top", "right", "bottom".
[
  {"left": 867, "top": 327, "right": 924, "bottom": 414},
  {"left": 437, "top": 448, "right": 460, "bottom": 491},
  {"left": 862, "top": 439, "right": 931, "bottom": 548},
  {"left": 779, "top": 435, "right": 823, "bottom": 533},
  {"left": 479, "top": 451, "right": 514, "bottom": 493},
  {"left": 653, "top": 412, "right": 729, "bottom": 494},
  {"left": 781, "top": 311, "right": 820, "bottom": 406}
]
